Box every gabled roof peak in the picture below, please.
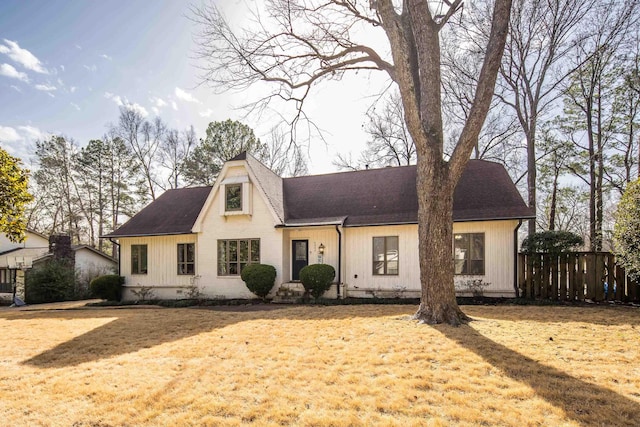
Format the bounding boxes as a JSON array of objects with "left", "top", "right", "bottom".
[{"left": 229, "top": 151, "right": 247, "bottom": 161}]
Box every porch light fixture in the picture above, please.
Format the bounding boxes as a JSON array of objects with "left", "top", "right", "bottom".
[{"left": 318, "top": 243, "right": 325, "bottom": 255}]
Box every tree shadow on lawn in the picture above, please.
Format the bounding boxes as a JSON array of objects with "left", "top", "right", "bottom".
[
  {"left": 5, "top": 304, "right": 409, "bottom": 368},
  {"left": 464, "top": 304, "right": 640, "bottom": 326},
  {"left": 434, "top": 322, "right": 640, "bottom": 426}
]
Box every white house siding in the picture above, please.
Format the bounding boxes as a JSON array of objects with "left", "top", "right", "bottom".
[
  {"left": 283, "top": 227, "right": 340, "bottom": 281},
  {"left": 452, "top": 220, "right": 520, "bottom": 296},
  {"left": 0, "top": 231, "right": 48, "bottom": 252},
  {"left": 343, "top": 220, "right": 519, "bottom": 298},
  {"left": 343, "top": 224, "right": 419, "bottom": 298},
  {"left": 197, "top": 167, "right": 284, "bottom": 299},
  {"left": 120, "top": 234, "right": 198, "bottom": 300},
  {"left": 74, "top": 248, "right": 116, "bottom": 287}
]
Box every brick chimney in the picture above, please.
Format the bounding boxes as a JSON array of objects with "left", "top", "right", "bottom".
[{"left": 49, "top": 235, "right": 75, "bottom": 268}]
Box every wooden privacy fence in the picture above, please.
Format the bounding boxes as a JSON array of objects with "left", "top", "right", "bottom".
[{"left": 518, "top": 252, "right": 640, "bottom": 302}]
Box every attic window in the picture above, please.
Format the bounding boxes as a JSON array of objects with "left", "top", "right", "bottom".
[{"left": 225, "top": 184, "right": 242, "bottom": 211}]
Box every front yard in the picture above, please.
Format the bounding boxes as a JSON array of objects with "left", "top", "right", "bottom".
[{"left": 0, "top": 304, "right": 638, "bottom": 426}]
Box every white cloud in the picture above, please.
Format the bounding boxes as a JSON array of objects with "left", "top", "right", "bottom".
[
  {"left": 0, "top": 39, "right": 47, "bottom": 73},
  {"left": 0, "top": 125, "right": 21, "bottom": 142},
  {"left": 199, "top": 109, "right": 214, "bottom": 118},
  {"left": 175, "top": 87, "right": 201, "bottom": 104},
  {"left": 0, "top": 125, "right": 48, "bottom": 147},
  {"left": 35, "top": 83, "right": 57, "bottom": 91},
  {"left": 0, "top": 63, "right": 28, "bottom": 82},
  {"left": 100, "top": 54, "right": 112, "bottom": 61},
  {"left": 151, "top": 97, "right": 167, "bottom": 108},
  {"left": 83, "top": 64, "right": 97, "bottom": 72},
  {"left": 104, "top": 92, "right": 148, "bottom": 117},
  {"left": 70, "top": 102, "right": 81, "bottom": 111},
  {"left": 75, "top": 44, "right": 82, "bottom": 50},
  {"left": 47, "top": 92, "right": 55, "bottom": 98},
  {"left": 70, "top": 86, "right": 77, "bottom": 93},
  {"left": 60, "top": 65, "right": 65, "bottom": 72},
  {"left": 171, "top": 101, "right": 178, "bottom": 111},
  {"left": 125, "top": 102, "right": 149, "bottom": 117},
  {"left": 10, "top": 85, "right": 21, "bottom": 92},
  {"left": 18, "top": 125, "right": 47, "bottom": 141},
  {"left": 104, "top": 91, "right": 124, "bottom": 106}
]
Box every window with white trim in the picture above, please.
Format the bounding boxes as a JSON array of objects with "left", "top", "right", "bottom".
[
  {"left": 225, "top": 184, "right": 242, "bottom": 211},
  {"left": 373, "top": 236, "right": 399, "bottom": 275},
  {"left": 131, "top": 244, "right": 148, "bottom": 275},
  {"left": 217, "top": 239, "right": 260, "bottom": 275},
  {"left": 177, "top": 243, "right": 195, "bottom": 275},
  {"left": 453, "top": 233, "right": 485, "bottom": 275}
]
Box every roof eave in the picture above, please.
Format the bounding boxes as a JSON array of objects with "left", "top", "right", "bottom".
[{"left": 100, "top": 231, "right": 196, "bottom": 239}]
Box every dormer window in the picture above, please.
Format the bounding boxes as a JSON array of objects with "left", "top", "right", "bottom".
[
  {"left": 220, "top": 175, "right": 252, "bottom": 216},
  {"left": 225, "top": 184, "right": 242, "bottom": 211}
]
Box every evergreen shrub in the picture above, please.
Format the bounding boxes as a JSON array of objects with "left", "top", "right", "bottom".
[
  {"left": 241, "top": 264, "right": 277, "bottom": 299},
  {"left": 299, "top": 264, "right": 335, "bottom": 299},
  {"left": 90, "top": 274, "right": 124, "bottom": 301}
]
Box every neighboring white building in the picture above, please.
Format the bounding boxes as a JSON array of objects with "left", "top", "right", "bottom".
[
  {"left": 105, "top": 153, "right": 534, "bottom": 301},
  {"left": 0, "top": 232, "right": 116, "bottom": 301}
]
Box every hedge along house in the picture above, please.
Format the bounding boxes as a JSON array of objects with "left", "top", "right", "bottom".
[{"left": 104, "top": 152, "right": 534, "bottom": 301}]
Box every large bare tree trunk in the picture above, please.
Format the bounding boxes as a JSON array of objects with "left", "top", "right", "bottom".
[{"left": 414, "top": 156, "right": 469, "bottom": 324}]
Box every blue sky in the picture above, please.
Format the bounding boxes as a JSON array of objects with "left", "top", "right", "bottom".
[{"left": 0, "top": 0, "right": 386, "bottom": 174}]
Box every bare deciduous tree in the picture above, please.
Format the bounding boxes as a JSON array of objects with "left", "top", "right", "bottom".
[
  {"left": 191, "top": 0, "right": 512, "bottom": 324},
  {"left": 114, "top": 107, "right": 164, "bottom": 200},
  {"left": 496, "top": 0, "right": 595, "bottom": 235},
  {"left": 262, "top": 126, "right": 309, "bottom": 177},
  {"left": 335, "top": 90, "right": 416, "bottom": 170},
  {"left": 160, "top": 125, "right": 196, "bottom": 189}
]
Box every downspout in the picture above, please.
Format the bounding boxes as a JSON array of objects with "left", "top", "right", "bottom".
[
  {"left": 513, "top": 220, "right": 523, "bottom": 298},
  {"left": 335, "top": 225, "right": 342, "bottom": 298},
  {"left": 109, "top": 238, "right": 121, "bottom": 276}
]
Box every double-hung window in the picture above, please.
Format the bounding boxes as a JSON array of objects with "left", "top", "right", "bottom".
[
  {"left": 131, "top": 244, "right": 148, "bottom": 275},
  {"left": 177, "top": 243, "right": 195, "bottom": 275},
  {"left": 453, "top": 233, "right": 485, "bottom": 275},
  {"left": 217, "top": 239, "right": 260, "bottom": 275},
  {"left": 373, "top": 236, "right": 399, "bottom": 275}
]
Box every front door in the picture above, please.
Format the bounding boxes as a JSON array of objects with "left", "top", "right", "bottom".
[{"left": 292, "top": 240, "right": 308, "bottom": 281}]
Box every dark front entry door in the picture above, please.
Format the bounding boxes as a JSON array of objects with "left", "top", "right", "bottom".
[{"left": 292, "top": 240, "right": 308, "bottom": 281}]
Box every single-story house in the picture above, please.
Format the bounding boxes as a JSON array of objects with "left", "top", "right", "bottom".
[
  {"left": 0, "top": 231, "right": 117, "bottom": 301},
  {"left": 104, "top": 152, "right": 534, "bottom": 301}
]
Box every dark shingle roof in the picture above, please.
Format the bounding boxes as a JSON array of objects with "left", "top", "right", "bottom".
[
  {"left": 104, "top": 159, "right": 532, "bottom": 237},
  {"left": 283, "top": 160, "right": 533, "bottom": 226},
  {"left": 103, "top": 186, "right": 212, "bottom": 237}
]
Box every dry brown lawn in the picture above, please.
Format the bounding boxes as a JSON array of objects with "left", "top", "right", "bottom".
[{"left": 0, "top": 303, "right": 639, "bottom": 426}]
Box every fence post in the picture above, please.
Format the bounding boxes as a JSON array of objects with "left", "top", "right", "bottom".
[
  {"left": 568, "top": 254, "right": 576, "bottom": 301},
  {"left": 559, "top": 253, "right": 568, "bottom": 301}
]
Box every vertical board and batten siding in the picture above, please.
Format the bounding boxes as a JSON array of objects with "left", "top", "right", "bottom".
[
  {"left": 120, "top": 234, "right": 197, "bottom": 300},
  {"left": 284, "top": 227, "right": 340, "bottom": 283},
  {"left": 344, "top": 224, "right": 418, "bottom": 298},
  {"left": 453, "top": 220, "right": 518, "bottom": 296},
  {"left": 343, "top": 220, "right": 518, "bottom": 298},
  {"left": 197, "top": 164, "right": 283, "bottom": 299}
]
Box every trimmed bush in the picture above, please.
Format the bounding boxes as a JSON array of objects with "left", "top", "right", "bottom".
[
  {"left": 299, "top": 264, "right": 335, "bottom": 299},
  {"left": 521, "top": 230, "right": 583, "bottom": 255},
  {"left": 241, "top": 263, "right": 277, "bottom": 299},
  {"left": 90, "top": 274, "right": 124, "bottom": 301},
  {"left": 25, "top": 259, "right": 76, "bottom": 304}
]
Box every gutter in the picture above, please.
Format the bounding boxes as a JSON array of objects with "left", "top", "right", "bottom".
[
  {"left": 335, "top": 225, "right": 342, "bottom": 298},
  {"left": 513, "top": 220, "right": 522, "bottom": 298},
  {"left": 109, "top": 238, "right": 121, "bottom": 276}
]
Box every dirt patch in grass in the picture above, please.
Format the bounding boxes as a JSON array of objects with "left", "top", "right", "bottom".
[{"left": 0, "top": 305, "right": 638, "bottom": 426}]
